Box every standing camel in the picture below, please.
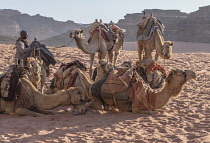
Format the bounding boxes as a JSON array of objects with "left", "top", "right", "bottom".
[
  {"left": 25, "top": 57, "right": 46, "bottom": 93},
  {"left": 137, "top": 16, "right": 173, "bottom": 62},
  {"left": 69, "top": 29, "right": 114, "bottom": 77},
  {"left": 107, "top": 29, "right": 126, "bottom": 66}
]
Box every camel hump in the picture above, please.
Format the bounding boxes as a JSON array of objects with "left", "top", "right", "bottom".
[{"left": 136, "top": 16, "right": 165, "bottom": 40}]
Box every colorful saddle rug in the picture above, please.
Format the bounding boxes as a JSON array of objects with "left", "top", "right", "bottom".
[{"left": 136, "top": 17, "right": 165, "bottom": 41}]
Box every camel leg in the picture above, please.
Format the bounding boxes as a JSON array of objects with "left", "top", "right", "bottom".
[
  {"left": 107, "top": 49, "right": 114, "bottom": 64},
  {"left": 145, "top": 47, "right": 153, "bottom": 59},
  {"left": 15, "top": 108, "right": 44, "bottom": 117},
  {"left": 33, "top": 109, "right": 55, "bottom": 115},
  {"left": 155, "top": 52, "right": 159, "bottom": 61},
  {"left": 89, "top": 53, "right": 95, "bottom": 78},
  {"left": 41, "top": 70, "right": 46, "bottom": 94},
  {"left": 88, "top": 97, "right": 104, "bottom": 110},
  {"left": 137, "top": 41, "right": 144, "bottom": 62},
  {"left": 113, "top": 51, "right": 120, "bottom": 66}
]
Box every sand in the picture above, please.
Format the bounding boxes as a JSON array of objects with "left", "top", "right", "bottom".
[{"left": 0, "top": 44, "right": 209, "bottom": 142}]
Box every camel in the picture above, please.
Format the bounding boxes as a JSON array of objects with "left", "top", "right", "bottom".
[
  {"left": 137, "top": 16, "right": 173, "bottom": 62},
  {"left": 47, "top": 60, "right": 196, "bottom": 113},
  {"left": 25, "top": 57, "right": 46, "bottom": 93},
  {"left": 107, "top": 29, "right": 126, "bottom": 66},
  {"left": 0, "top": 66, "right": 86, "bottom": 117},
  {"left": 46, "top": 60, "right": 113, "bottom": 110},
  {"left": 69, "top": 28, "right": 115, "bottom": 77},
  {"left": 79, "top": 67, "right": 196, "bottom": 113}
]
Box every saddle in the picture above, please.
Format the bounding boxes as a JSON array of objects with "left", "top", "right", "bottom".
[
  {"left": 51, "top": 61, "right": 87, "bottom": 89},
  {"left": 88, "top": 21, "right": 118, "bottom": 44},
  {"left": 0, "top": 66, "right": 26, "bottom": 101},
  {"left": 128, "top": 73, "right": 157, "bottom": 110},
  {"left": 136, "top": 59, "right": 166, "bottom": 89},
  {"left": 92, "top": 67, "right": 157, "bottom": 110},
  {"left": 23, "top": 40, "right": 56, "bottom": 66},
  {"left": 104, "top": 67, "right": 132, "bottom": 94},
  {"left": 136, "top": 16, "right": 165, "bottom": 40}
]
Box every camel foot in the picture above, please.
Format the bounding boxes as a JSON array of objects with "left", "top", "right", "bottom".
[
  {"left": 34, "top": 109, "right": 55, "bottom": 115},
  {"left": 15, "top": 108, "right": 45, "bottom": 117}
]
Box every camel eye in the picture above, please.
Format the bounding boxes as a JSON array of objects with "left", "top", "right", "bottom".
[{"left": 77, "top": 91, "right": 81, "bottom": 94}]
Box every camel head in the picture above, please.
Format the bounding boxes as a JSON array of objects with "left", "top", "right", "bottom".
[
  {"left": 162, "top": 41, "right": 173, "bottom": 59},
  {"left": 26, "top": 57, "right": 42, "bottom": 76},
  {"left": 165, "top": 69, "right": 196, "bottom": 97},
  {"left": 166, "top": 69, "right": 196, "bottom": 83},
  {"left": 119, "top": 29, "right": 126, "bottom": 39},
  {"left": 62, "top": 87, "right": 86, "bottom": 106},
  {"left": 69, "top": 29, "right": 84, "bottom": 39},
  {"left": 99, "top": 59, "right": 113, "bottom": 73}
]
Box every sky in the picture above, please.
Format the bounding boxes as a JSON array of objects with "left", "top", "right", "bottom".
[{"left": 1, "top": 0, "right": 210, "bottom": 24}]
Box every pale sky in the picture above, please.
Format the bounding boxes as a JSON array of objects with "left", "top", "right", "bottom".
[{"left": 0, "top": 0, "right": 210, "bottom": 24}]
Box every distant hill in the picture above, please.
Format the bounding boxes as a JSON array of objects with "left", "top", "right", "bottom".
[
  {"left": 0, "top": 9, "right": 86, "bottom": 41},
  {"left": 40, "top": 27, "right": 90, "bottom": 47},
  {"left": 118, "top": 5, "right": 210, "bottom": 43},
  {"left": 2, "top": 6, "right": 210, "bottom": 46}
]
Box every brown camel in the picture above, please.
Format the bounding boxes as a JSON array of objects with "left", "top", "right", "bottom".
[
  {"left": 0, "top": 67, "right": 85, "bottom": 117},
  {"left": 47, "top": 60, "right": 196, "bottom": 113},
  {"left": 107, "top": 29, "right": 126, "bottom": 66},
  {"left": 25, "top": 57, "right": 46, "bottom": 93},
  {"left": 69, "top": 28, "right": 115, "bottom": 77},
  {"left": 137, "top": 16, "right": 173, "bottom": 62}
]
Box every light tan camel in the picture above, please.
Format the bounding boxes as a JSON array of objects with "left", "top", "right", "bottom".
[
  {"left": 46, "top": 60, "right": 112, "bottom": 110},
  {"left": 47, "top": 60, "right": 196, "bottom": 113},
  {"left": 137, "top": 26, "right": 173, "bottom": 62},
  {"left": 25, "top": 57, "right": 46, "bottom": 93},
  {"left": 107, "top": 29, "right": 126, "bottom": 66},
  {"left": 0, "top": 76, "right": 85, "bottom": 117},
  {"left": 69, "top": 29, "right": 114, "bottom": 77}
]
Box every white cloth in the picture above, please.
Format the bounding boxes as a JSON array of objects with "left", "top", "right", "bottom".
[{"left": 15, "top": 41, "right": 29, "bottom": 59}]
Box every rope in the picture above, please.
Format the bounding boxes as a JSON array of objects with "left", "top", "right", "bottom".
[{"left": 55, "top": 39, "right": 74, "bottom": 48}]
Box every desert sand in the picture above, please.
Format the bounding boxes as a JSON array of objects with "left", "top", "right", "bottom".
[{"left": 0, "top": 43, "right": 209, "bottom": 143}]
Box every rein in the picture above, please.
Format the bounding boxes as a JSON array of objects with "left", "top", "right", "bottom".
[{"left": 56, "top": 38, "right": 74, "bottom": 48}]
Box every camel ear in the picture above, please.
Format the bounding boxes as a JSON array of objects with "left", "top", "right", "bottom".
[{"left": 80, "top": 29, "right": 84, "bottom": 33}]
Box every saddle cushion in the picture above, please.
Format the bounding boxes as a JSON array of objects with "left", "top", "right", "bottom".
[
  {"left": 104, "top": 68, "right": 132, "bottom": 94},
  {"left": 136, "top": 17, "right": 165, "bottom": 40},
  {"left": 128, "top": 75, "right": 157, "bottom": 110}
]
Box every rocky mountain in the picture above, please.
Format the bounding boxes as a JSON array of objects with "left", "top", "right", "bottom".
[
  {"left": 2, "top": 6, "right": 210, "bottom": 46},
  {"left": 0, "top": 9, "right": 83, "bottom": 41},
  {"left": 118, "top": 5, "right": 210, "bottom": 43}
]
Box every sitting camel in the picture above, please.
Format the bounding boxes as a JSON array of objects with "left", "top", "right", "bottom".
[
  {"left": 137, "top": 15, "right": 173, "bottom": 62},
  {"left": 69, "top": 21, "right": 116, "bottom": 77},
  {"left": 0, "top": 66, "right": 85, "bottom": 117},
  {"left": 25, "top": 57, "right": 46, "bottom": 93},
  {"left": 79, "top": 66, "right": 196, "bottom": 113},
  {"left": 47, "top": 60, "right": 196, "bottom": 113}
]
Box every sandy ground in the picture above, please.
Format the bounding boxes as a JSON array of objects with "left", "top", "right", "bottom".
[{"left": 0, "top": 44, "right": 209, "bottom": 142}]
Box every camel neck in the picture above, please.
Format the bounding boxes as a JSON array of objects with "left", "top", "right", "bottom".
[{"left": 155, "top": 80, "right": 185, "bottom": 109}]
